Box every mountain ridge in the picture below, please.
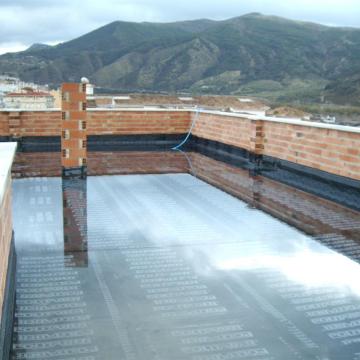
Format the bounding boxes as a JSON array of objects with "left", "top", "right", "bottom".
[{"left": 1, "top": 13, "right": 359, "bottom": 105}]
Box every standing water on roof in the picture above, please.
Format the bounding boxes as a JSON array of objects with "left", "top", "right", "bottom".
[{"left": 10, "top": 169, "right": 360, "bottom": 360}]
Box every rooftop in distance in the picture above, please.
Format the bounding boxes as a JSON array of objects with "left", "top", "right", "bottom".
[{"left": 86, "top": 94, "right": 269, "bottom": 112}]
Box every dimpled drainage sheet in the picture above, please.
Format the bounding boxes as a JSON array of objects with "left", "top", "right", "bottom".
[{"left": 10, "top": 174, "right": 360, "bottom": 360}]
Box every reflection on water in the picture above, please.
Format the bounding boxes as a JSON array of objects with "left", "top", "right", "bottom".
[
  {"left": 62, "top": 178, "right": 88, "bottom": 267},
  {"left": 10, "top": 150, "right": 360, "bottom": 359}
]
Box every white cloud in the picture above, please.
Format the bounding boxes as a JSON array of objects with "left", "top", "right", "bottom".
[
  {"left": 0, "top": 42, "right": 28, "bottom": 55},
  {"left": 0, "top": 41, "right": 62, "bottom": 56}
]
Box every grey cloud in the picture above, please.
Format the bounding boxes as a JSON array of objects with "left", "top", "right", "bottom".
[
  {"left": 0, "top": 0, "right": 71, "bottom": 7},
  {"left": 0, "top": 0, "right": 359, "bottom": 54}
]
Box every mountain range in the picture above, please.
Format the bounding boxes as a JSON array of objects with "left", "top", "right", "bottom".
[{"left": 1, "top": 13, "right": 360, "bottom": 105}]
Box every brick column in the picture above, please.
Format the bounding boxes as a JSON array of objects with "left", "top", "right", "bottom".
[{"left": 61, "top": 83, "right": 87, "bottom": 178}]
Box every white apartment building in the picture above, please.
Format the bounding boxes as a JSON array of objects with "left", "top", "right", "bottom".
[
  {"left": 0, "top": 76, "right": 49, "bottom": 96},
  {"left": 4, "top": 91, "right": 55, "bottom": 109}
]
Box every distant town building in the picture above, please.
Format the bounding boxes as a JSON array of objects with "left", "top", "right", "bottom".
[
  {"left": 85, "top": 83, "right": 94, "bottom": 95},
  {"left": 0, "top": 75, "right": 21, "bottom": 94},
  {"left": 0, "top": 75, "right": 48, "bottom": 96},
  {"left": 4, "top": 89, "right": 55, "bottom": 109},
  {"left": 85, "top": 94, "right": 268, "bottom": 112}
]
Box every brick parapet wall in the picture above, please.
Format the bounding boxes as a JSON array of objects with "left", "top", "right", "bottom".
[
  {"left": 0, "top": 110, "right": 61, "bottom": 137},
  {"left": 1, "top": 109, "right": 360, "bottom": 180},
  {"left": 0, "top": 173, "right": 12, "bottom": 324},
  {"left": 262, "top": 121, "right": 360, "bottom": 180},
  {"left": 192, "top": 112, "right": 253, "bottom": 150},
  {"left": 87, "top": 110, "right": 191, "bottom": 135},
  {"left": 0, "top": 110, "right": 192, "bottom": 137},
  {"left": 192, "top": 112, "right": 360, "bottom": 180}
]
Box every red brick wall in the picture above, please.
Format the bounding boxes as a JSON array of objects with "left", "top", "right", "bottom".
[
  {"left": 192, "top": 113, "right": 360, "bottom": 180},
  {"left": 1, "top": 109, "right": 360, "bottom": 180},
  {"left": 192, "top": 112, "right": 254, "bottom": 151},
  {"left": 0, "top": 111, "right": 61, "bottom": 137},
  {"left": 87, "top": 111, "right": 191, "bottom": 135},
  {"left": 0, "top": 112, "right": 9, "bottom": 135},
  {"left": 0, "top": 174, "right": 13, "bottom": 324},
  {"left": 0, "top": 110, "right": 191, "bottom": 137},
  {"left": 263, "top": 121, "right": 360, "bottom": 180}
]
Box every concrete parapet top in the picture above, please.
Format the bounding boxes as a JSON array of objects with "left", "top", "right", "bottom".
[
  {"left": 199, "top": 109, "right": 360, "bottom": 134},
  {"left": 1, "top": 108, "right": 61, "bottom": 112},
  {"left": 0, "top": 142, "right": 17, "bottom": 204},
  {"left": 87, "top": 107, "right": 191, "bottom": 112}
]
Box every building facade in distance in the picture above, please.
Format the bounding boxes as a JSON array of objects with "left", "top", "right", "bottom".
[{"left": 3, "top": 89, "right": 55, "bottom": 109}]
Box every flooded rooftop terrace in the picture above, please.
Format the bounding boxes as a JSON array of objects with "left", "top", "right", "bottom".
[{"left": 8, "top": 147, "right": 360, "bottom": 360}]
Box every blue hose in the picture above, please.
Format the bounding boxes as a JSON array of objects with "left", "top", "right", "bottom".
[
  {"left": 173, "top": 148, "right": 197, "bottom": 177},
  {"left": 172, "top": 107, "right": 201, "bottom": 150}
]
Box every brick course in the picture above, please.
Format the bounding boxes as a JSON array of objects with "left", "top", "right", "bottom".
[
  {"left": 0, "top": 111, "right": 61, "bottom": 137},
  {"left": 263, "top": 122, "right": 360, "bottom": 180},
  {"left": 192, "top": 112, "right": 253, "bottom": 150},
  {"left": 87, "top": 111, "right": 191, "bottom": 135},
  {"left": 1, "top": 109, "right": 360, "bottom": 180}
]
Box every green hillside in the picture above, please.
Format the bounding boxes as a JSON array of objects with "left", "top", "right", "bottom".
[{"left": 1, "top": 13, "right": 359, "bottom": 105}]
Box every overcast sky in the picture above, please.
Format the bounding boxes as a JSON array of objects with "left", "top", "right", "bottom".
[{"left": 1, "top": 0, "right": 360, "bottom": 54}]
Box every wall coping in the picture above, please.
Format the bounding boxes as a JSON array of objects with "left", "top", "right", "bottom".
[
  {"left": 1, "top": 108, "right": 61, "bottom": 112},
  {"left": 0, "top": 142, "right": 17, "bottom": 205},
  {"left": 198, "top": 109, "right": 360, "bottom": 134},
  {"left": 1, "top": 107, "right": 360, "bottom": 134},
  {"left": 87, "top": 108, "right": 191, "bottom": 112}
]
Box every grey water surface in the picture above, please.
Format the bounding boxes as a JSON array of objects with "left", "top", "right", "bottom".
[{"left": 10, "top": 174, "right": 360, "bottom": 360}]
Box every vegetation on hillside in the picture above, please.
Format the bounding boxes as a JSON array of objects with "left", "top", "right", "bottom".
[{"left": 1, "top": 13, "right": 360, "bottom": 105}]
